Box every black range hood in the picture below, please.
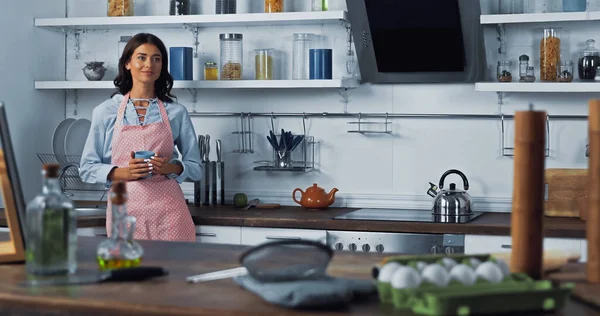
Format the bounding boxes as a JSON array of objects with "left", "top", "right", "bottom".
[{"left": 346, "top": 0, "right": 486, "bottom": 84}]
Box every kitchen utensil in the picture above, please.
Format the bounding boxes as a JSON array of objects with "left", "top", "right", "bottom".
[
  {"left": 211, "top": 158, "right": 217, "bottom": 205},
  {"left": 216, "top": 139, "right": 225, "bottom": 205},
  {"left": 292, "top": 183, "right": 338, "bottom": 210},
  {"left": 20, "top": 266, "right": 168, "bottom": 287},
  {"left": 431, "top": 169, "right": 473, "bottom": 216},
  {"left": 194, "top": 135, "right": 205, "bottom": 206},
  {"left": 244, "top": 198, "right": 259, "bottom": 210},
  {"left": 204, "top": 134, "right": 210, "bottom": 206},
  {"left": 544, "top": 168, "right": 587, "bottom": 218},
  {"left": 64, "top": 118, "right": 92, "bottom": 156},
  {"left": 266, "top": 129, "right": 304, "bottom": 153},
  {"left": 82, "top": 61, "right": 107, "bottom": 81},
  {"left": 186, "top": 240, "right": 333, "bottom": 283},
  {"left": 243, "top": 198, "right": 280, "bottom": 210},
  {"left": 52, "top": 118, "right": 76, "bottom": 156}
]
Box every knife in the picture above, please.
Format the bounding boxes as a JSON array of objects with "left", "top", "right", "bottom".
[
  {"left": 204, "top": 134, "right": 211, "bottom": 206},
  {"left": 20, "top": 266, "right": 168, "bottom": 287},
  {"left": 216, "top": 139, "right": 224, "bottom": 205},
  {"left": 195, "top": 135, "right": 205, "bottom": 207}
]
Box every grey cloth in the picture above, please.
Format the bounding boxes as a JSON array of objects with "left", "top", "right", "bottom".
[{"left": 233, "top": 275, "right": 376, "bottom": 309}]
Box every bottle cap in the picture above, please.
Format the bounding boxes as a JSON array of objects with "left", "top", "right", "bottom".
[
  {"left": 111, "top": 181, "right": 127, "bottom": 204},
  {"left": 42, "top": 163, "right": 60, "bottom": 178}
]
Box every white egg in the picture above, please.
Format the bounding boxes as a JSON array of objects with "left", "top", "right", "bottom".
[
  {"left": 441, "top": 257, "right": 457, "bottom": 271},
  {"left": 378, "top": 262, "right": 402, "bottom": 283},
  {"left": 421, "top": 263, "right": 450, "bottom": 287},
  {"left": 449, "top": 264, "right": 476, "bottom": 286},
  {"left": 415, "top": 261, "right": 428, "bottom": 273},
  {"left": 390, "top": 266, "right": 422, "bottom": 289},
  {"left": 468, "top": 258, "right": 482, "bottom": 269},
  {"left": 494, "top": 258, "right": 511, "bottom": 277},
  {"left": 475, "top": 261, "right": 504, "bottom": 283}
]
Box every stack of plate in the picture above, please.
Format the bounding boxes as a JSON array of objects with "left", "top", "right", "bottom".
[{"left": 52, "top": 118, "right": 92, "bottom": 156}]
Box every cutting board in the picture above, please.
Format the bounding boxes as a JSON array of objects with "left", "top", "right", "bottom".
[{"left": 544, "top": 168, "right": 587, "bottom": 218}]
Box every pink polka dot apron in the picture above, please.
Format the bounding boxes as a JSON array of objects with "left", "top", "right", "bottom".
[{"left": 106, "top": 93, "right": 196, "bottom": 242}]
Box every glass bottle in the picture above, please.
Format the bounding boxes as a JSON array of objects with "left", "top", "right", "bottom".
[
  {"left": 497, "top": 60, "right": 513, "bottom": 82},
  {"left": 525, "top": 66, "right": 536, "bottom": 82},
  {"left": 204, "top": 62, "right": 218, "bottom": 80},
  {"left": 578, "top": 39, "right": 600, "bottom": 81},
  {"left": 292, "top": 33, "right": 314, "bottom": 80},
  {"left": 557, "top": 60, "right": 574, "bottom": 82},
  {"left": 25, "top": 163, "right": 77, "bottom": 276},
  {"left": 540, "top": 28, "right": 561, "bottom": 81},
  {"left": 519, "top": 55, "right": 529, "bottom": 81},
  {"left": 107, "top": 0, "right": 134, "bottom": 16},
  {"left": 265, "top": 0, "right": 284, "bottom": 13},
  {"left": 96, "top": 182, "right": 143, "bottom": 270},
  {"left": 219, "top": 34, "right": 243, "bottom": 80},
  {"left": 170, "top": 0, "right": 191, "bottom": 15}
]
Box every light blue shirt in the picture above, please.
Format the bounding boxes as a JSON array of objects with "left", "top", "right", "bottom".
[{"left": 79, "top": 94, "right": 202, "bottom": 186}]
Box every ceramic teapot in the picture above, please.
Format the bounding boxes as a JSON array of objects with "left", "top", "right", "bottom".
[
  {"left": 82, "top": 61, "right": 107, "bottom": 81},
  {"left": 430, "top": 169, "right": 473, "bottom": 216},
  {"left": 293, "top": 183, "right": 338, "bottom": 209}
]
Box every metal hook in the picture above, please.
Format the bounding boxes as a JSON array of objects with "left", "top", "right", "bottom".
[
  {"left": 302, "top": 112, "right": 307, "bottom": 137},
  {"left": 270, "top": 112, "right": 275, "bottom": 133},
  {"left": 545, "top": 114, "right": 550, "bottom": 157}
]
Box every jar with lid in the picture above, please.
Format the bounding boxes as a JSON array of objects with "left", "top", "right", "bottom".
[
  {"left": 170, "top": 0, "right": 190, "bottom": 15},
  {"left": 497, "top": 60, "right": 513, "bottom": 82},
  {"left": 204, "top": 62, "right": 218, "bottom": 80},
  {"left": 519, "top": 55, "right": 529, "bottom": 81},
  {"left": 595, "top": 66, "right": 600, "bottom": 81},
  {"left": 557, "top": 60, "right": 574, "bottom": 82},
  {"left": 220, "top": 34, "right": 243, "bottom": 80},
  {"left": 523, "top": 66, "right": 536, "bottom": 82},
  {"left": 540, "top": 28, "right": 560, "bottom": 81},
  {"left": 265, "top": 0, "right": 284, "bottom": 12},
  {"left": 292, "top": 33, "right": 314, "bottom": 80},
  {"left": 107, "top": 0, "right": 134, "bottom": 16},
  {"left": 253, "top": 49, "right": 275, "bottom": 80},
  {"left": 578, "top": 39, "right": 600, "bottom": 81},
  {"left": 216, "top": 0, "right": 236, "bottom": 14}
]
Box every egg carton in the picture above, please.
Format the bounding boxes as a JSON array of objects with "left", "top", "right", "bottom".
[{"left": 374, "top": 253, "right": 573, "bottom": 316}]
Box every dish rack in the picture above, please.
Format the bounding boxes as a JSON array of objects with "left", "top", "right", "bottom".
[
  {"left": 253, "top": 135, "right": 317, "bottom": 172},
  {"left": 37, "top": 153, "right": 107, "bottom": 195}
]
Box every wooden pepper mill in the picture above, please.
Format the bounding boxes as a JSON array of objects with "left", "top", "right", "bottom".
[
  {"left": 510, "top": 106, "right": 546, "bottom": 280},
  {"left": 588, "top": 100, "right": 600, "bottom": 284}
]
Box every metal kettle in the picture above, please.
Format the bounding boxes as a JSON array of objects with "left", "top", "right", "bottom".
[{"left": 430, "top": 169, "right": 473, "bottom": 216}]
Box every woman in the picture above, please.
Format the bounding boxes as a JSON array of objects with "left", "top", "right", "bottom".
[{"left": 80, "top": 33, "right": 202, "bottom": 242}]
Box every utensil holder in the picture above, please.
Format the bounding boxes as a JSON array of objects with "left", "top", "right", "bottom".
[
  {"left": 275, "top": 151, "right": 293, "bottom": 168},
  {"left": 254, "top": 136, "right": 317, "bottom": 172}
]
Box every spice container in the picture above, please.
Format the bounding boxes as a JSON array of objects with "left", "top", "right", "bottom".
[
  {"left": 204, "top": 62, "right": 218, "bottom": 80},
  {"left": 557, "top": 60, "right": 574, "bottom": 82},
  {"left": 578, "top": 39, "right": 600, "bottom": 81},
  {"left": 107, "top": 0, "right": 134, "bottom": 16},
  {"left": 523, "top": 66, "right": 536, "bottom": 82},
  {"left": 265, "top": 0, "right": 284, "bottom": 12},
  {"left": 170, "top": 0, "right": 190, "bottom": 15},
  {"left": 220, "top": 34, "right": 243, "bottom": 80},
  {"left": 595, "top": 66, "right": 600, "bottom": 81},
  {"left": 540, "top": 28, "right": 560, "bottom": 81},
  {"left": 312, "top": 0, "right": 329, "bottom": 11},
  {"left": 519, "top": 55, "right": 529, "bottom": 81},
  {"left": 497, "top": 60, "right": 513, "bottom": 82},
  {"left": 216, "top": 0, "right": 236, "bottom": 14},
  {"left": 253, "top": 49, "right": 275, "bottom": 80},
  {"left": 292, "top": 33, "right": 314, "bottom": 80}
]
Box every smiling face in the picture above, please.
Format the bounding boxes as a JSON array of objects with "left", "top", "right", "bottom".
[{"left": 125, "top": 43, "right": 162, "bottom": 86}]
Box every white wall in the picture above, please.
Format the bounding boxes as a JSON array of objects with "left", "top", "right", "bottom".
[
  {"left": 63, "top": 0, "right": 595, "bottom": 211},
  {"left": 0, "top": 0, "right": 66, "bottom": 205}
]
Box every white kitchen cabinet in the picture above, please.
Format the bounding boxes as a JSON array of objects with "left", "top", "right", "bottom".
[
  {"left": 196, "top": 225, "right": 241, "bottom": 245},
  {"left": 465, "top": 235, "right": 583, "bottom": 258},
  {"left": 240, "top": 227, "right": 327, "bottom": 246},
  {"left": 77, "top": 227, "right": 107, "bottom": 237}
]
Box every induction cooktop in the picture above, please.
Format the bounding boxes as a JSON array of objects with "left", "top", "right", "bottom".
[{"left": 333, "top": 208, "right": 483, "bottom": 224}]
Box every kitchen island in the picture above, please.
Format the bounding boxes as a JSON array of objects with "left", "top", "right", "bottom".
[{"left": 0, "top": 235, "right": 598, "bottom": 316}]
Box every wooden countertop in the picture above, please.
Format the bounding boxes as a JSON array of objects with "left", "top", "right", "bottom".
[
  {"left": 0, "top": 235, "right": 598, "bottom": 316},
  {"left": 0, "top": 202, "right": 587, "bottom": 238}
]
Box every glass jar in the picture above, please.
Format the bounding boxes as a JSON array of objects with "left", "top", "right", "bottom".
[
  {"left": 25, "top": 164, "right": 77, "bottom": 276},
  {"left": 563, "top": 0, "right": 586, "bottom": 12},
  {"left": 292, "top": 33, "right": 313, "bottom": 80},
  {"left": 519, "top": 55, "right": 529, "bottom": 81},
  {"left": 216, "top": 0, "right": 236, "bottom": 14},
  {"left": 595, "top": 66, "right": 600, "bottom": 81},
  {"left": 578, "top": 39, "right": 600, "bottom": 81},
  {"left": 312, "top": 0, "right": 329, "bottom": 11},
  {"left": 107, "top": 0, "right": 134, "bottom": 16},
  {"left": 253, "top": 49, "right": 275, "bottom": 80},
  {"left": 96, "top": 182, "right": 143, "bottom": 271},
  {"left": 265, "top": 0, "right": 284, "bottom": 13},
  {"left": 499, "top": 0, "right": 524, "bottom": 13},
  {"left": 540, "top": 28, "right": 561, "bottom": 81},
  {"left": 524, "top": 0, "right": 548, "bottom": 13},
  {"left": 557, "top": 60, "right": 574, "bottom": 82},
  {"left": 220, "top": 34, "right": 243, "bottom": 80},
  {"left": 497, "top": 60, "right": 513, "bottom": 82},
  {"left": 204, "top": 62, "right": 218, "bottom": 80},
  {"left": 523, "top": 66, "right": 536, "bottom": 82},
  {"left": 170, "top": 0, "right": 190, "bottom": 15}
]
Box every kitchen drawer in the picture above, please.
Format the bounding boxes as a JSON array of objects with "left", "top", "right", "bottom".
[
  {"left": 240, "top": 227, "right": 326, "bottom": 246},
  {"left": 465, "top": 235, "right": 582, "bottom": 256},
  {"left": 196, "top": 225, "right": 241, "bottom": 245},
  {"left": 77, "top": 227, "right": 107, "bottom": 237}
]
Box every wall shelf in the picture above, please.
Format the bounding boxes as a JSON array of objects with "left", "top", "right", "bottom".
[
  {"left": 480, "top": 12, "right": 589, "bottom": 24},
  {"left": 475, "top": 82, "right": 600, "bottom": 93},
  {"left": 35, "top": 11, "right": 348, "bottom": 30},
  {"left": 34, "top": 79, "right": 360, "bottom": 90}
]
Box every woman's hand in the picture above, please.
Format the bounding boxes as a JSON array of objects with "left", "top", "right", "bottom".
[
  {"left": 107, "top": 151, "right": 152, "bottom": 181},
  {"left": 151, "top": 155, "right": 182, "bottom": 176}
]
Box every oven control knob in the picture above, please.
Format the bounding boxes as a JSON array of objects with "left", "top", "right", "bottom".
[
  {"left": 445, "top": 246, "right": 455, "bottom": 255},
  {"left": 431, "top": 245, "right": 439, "bottom": 254},
  {"left": 375, "top": 244, "right": 385, "bottom": 253},
  {"left": 362, "top": 244, "right": 370, "bottom": 252},
  {"left": 334, "top": 243, "right": 344, "bottom": 251},
  {"left": 348, "top": 243, "right": 357, "bottom": 252}
]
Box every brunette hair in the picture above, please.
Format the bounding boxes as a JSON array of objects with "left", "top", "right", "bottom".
[{"left": 112, "top": 33, "right": 175, "bottom": 103}]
